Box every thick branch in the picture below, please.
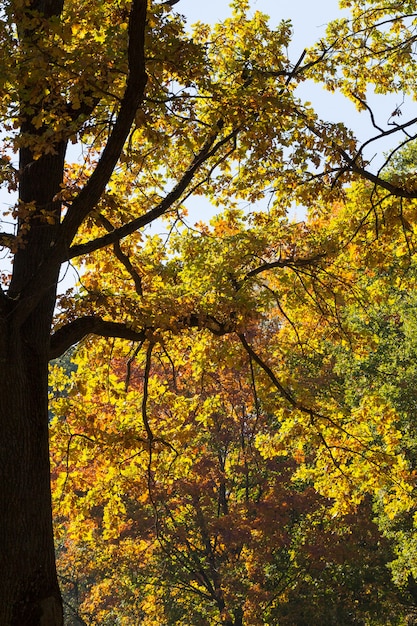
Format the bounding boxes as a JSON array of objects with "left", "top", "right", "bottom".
[
  {"left": 335, "top": 147, "right": 417, "bottom": 198},
  {"left": 68, "top": 125, "right": 239, "bottom": 259},
  {"left": 59, "top": 0, "right": 148, "bottom": 247},
  {"left": 49, "top": 316, "right": 146, "bottom": 360},
  {"left": 49, "top": 309, "right": 236, "bottom": 360}
]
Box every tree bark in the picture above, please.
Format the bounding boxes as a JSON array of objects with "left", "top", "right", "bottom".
[
  {"left": 0, "top": 317, "right": 63, "bottom": 625},
  {"left": 0, "top": 5, "right": 67, "bottom": 618},
  {"left": 0, "top": 74, "right": 65, "bottom": 623}
]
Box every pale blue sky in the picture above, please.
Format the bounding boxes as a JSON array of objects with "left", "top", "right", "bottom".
[
  {"left": 177, "top": 0, "right": 409, "bottom": 164},
  {"left": 179, "top": 0, "right": 339, "bottom": 47}
]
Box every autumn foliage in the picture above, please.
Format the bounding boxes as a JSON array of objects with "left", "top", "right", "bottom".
[
  {"left": 3, "top": 0, "right": 417, "bottom": 623},
  {"left": 50, "top": 177, "right": 417, "bottom": 623}
]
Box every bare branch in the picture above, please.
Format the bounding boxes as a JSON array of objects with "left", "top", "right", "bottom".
[
  {"left": 353, "top": 115, "right": 417, "bottom": 164},
  {"left": 349, "top": 93, "right": 384, "bottom": 133},
  {"left": 125, "top": 341, "right": 144, "bottom": 391},
  {"left": 261, "top": 45, "right": 333, "bottom": 87},
  {"left": 299, "top": 108, "right": 417, "bottom": 198}
]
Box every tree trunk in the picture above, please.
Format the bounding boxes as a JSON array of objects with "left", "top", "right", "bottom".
[
  {"left": 0, "top": 89, "right": 66, "bottom": 626},
  {"left": 0, "top": 313, "right": 63, "bottom": 625}
]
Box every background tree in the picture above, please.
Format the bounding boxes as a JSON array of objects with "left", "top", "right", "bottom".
[{"left": 50, "top": 330, "right": 405, "bottom": 625}]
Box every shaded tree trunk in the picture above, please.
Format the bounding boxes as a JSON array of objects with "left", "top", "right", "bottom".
[
  {"left": 0, "top": 319, "right": 63, "bottom": 625},
  {"left": 0, "top": 86, "right": 66, "bottom": 626}
]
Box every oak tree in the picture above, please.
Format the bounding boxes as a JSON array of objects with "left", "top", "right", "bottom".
[{"left": 3, "top": 0, "right": 417, "bottom": 623}]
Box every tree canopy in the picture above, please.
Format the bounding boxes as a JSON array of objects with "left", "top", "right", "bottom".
[{"left": 2, "top": 0, "right": 417, "bottom": 623}]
